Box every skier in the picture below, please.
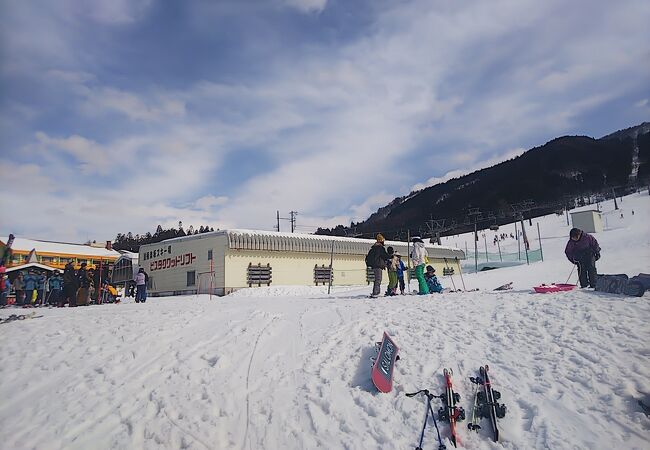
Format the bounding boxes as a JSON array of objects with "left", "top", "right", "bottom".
[
  {"left": 565, "top": 228, "right": 601, "bottom": 288},
  {"left": 424, "top": 265, "right": 443, "bottom": 293},
  {"left": 134, "top": 267, "right": 148, "bottom": 303},
  {"left": 395, "top": 253, "right": 406, "bottom": 295},
  {"left": 410, "top": 237, "right": 429, "bottom": 295},
  {"left": 385, "top": 247, "right": 399, "bottom": 296},
  {"left": 365, "top": 234, "right": 389, "bottom": 298},
  {"left": 48, "top": 269, "right": 64, "bottom": 307}
]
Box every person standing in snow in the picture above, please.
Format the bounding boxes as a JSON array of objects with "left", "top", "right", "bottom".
[
  {"left": 396, "top": 253, "right": 406, "bottom": 295},
  {"left": 48, "top": 269, "right": 64, "bottom": 307},
  {"left": 0, "top": 267, "right": 8, "bottom": 306},
  {"left": 13, "top": 271, "right": 25, "bottom": 306},
  {"left": 385, "top": 247, "right": 399, "bottom": 296},
  {"left": 565, "top": 228, "right": 601, "bottom": 288},
  {"left": 410, "top": 237, "right": 429, "bottom": 295},
  {"left": 23, "top": 269, "right": 38, "bottom": 306},
  {"left": 134, "top": 267, "right": 148, "bottom": 303},
  {"left": 424, "top": 265, "right": 443, "bottom": 293},
  {"left": 35, "top": 272, "right": 46, "bottom": 306},
  {"left": 77, "top": 262, "right": 91, "bottom": 306},
  {"left": 365, "top": 234, "right": 389, "bottom": 298},
  {"left": 63, "top": 262, "right": 77, "bottom": 307}
]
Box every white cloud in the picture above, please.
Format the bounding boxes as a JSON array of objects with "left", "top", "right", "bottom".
[
  {"left": 35, "top": 132, "right": 111, "bottom": 174},
  {"left": 194, "top": 195, "right": 229, "bottom": 210},
  {"left": 81, "top": 87, "right": 186, "bottom": 122},
  {"left": 283, "top": 0, "right": 327, "bottom": 14}
]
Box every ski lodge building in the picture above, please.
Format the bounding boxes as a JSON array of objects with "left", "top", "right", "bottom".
[
  {"left": 139, "top": 229, "right": 465, "bottom": 296},
  {"left": 0, "top": 236, "right": 121, "bottom": 271}
]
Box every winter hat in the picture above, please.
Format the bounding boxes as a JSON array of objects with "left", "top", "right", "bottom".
[
  {"left": 426, "top": 265, "right": 435, "bottom": 273},
  {"left": 376, "top": 234, "right": 385, "bottom": 243},
  {"left": 394, "top": 252, "right": 401, "bottom": 257},
  {"left": 411, "top": 236, "right": 424, "bottom": 243}
]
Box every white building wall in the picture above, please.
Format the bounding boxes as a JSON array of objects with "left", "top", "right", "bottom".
[
  {"left": 571, "top": 210, "right": 603, "bottom": 233},
  {"left": 140, "top": 234, "right": 227, "bottom": 295}
]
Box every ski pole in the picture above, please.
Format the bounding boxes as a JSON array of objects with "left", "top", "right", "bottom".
[
  {"left": 565, "top": 264, "right": 576, "bottom": 284},
  {"left": 406, "top": 390, "right": 446, "bottom": 450},
  {"left": 443, "top": 258, "right": 457, "bottom": 291},
  {"left": 455, "top": 257, "right": 467, "bottom": 291}
]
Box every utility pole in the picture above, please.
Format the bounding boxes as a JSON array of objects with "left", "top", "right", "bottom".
[
  {"left": 289, "top": 211, "right": 298, "bottom": 233},
  {"left": 277, "top": 210, "right": 298, "bottom": 232}
]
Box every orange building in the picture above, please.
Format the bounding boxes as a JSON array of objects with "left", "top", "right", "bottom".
[{"left": 0, "top": 236, "right": 120, "bottom": 270}]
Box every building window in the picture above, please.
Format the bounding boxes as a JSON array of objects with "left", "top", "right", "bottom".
[
  {"left": 207, "top": 250, "right": 213, "bottom": 261},
  {"left": 187, "top": 271, "right": 196, "bottom": 287}
]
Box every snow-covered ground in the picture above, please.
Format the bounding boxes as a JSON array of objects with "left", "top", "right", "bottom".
[{"left": 1, "top": 192, "right": 649, "bottom": 450}]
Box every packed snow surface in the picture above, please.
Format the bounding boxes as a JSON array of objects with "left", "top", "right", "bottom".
[{"left": 1, "top": 193, "right": 649, "bottom": 450}]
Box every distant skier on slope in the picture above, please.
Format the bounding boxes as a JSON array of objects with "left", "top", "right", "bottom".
[{"left": 565, "top": 228, "right": 601, "bottom": 288}]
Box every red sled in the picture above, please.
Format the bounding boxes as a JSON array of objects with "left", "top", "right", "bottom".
[
  {"left": 533, "top": 283, "right": 577, "bottom": 293},
  {"left": 371, "top": 332, "right": 399, "bottom": 393}
]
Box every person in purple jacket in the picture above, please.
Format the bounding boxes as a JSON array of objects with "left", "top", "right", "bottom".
[{"left": 565, "top": 228, "right": 601, "bottom": 288}]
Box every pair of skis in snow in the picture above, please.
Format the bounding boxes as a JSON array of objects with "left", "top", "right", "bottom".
[
  {"left": 407, "top": 366, "right": 506, "bottom": 448},
  {"left": 406, "top": 368, "right": 465, "bottom": 449}
]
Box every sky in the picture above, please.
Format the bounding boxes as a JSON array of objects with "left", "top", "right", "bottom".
[{"left": 1, "top": 0, "right": 649, "bottom": 243}]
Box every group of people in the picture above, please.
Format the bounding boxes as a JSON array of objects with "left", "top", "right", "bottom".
[
  {"left": 366, "top": 234, "right": 444, "bottom": 298},
  {"left": 0, "top": 262, "right": 149, "bottom": 308}
]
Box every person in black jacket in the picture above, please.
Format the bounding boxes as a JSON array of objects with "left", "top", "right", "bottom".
[
  {"left": 76, "top": 262, "right": 91, "bottom": 306},
  {"left": 365, "top": 234, "right": 389, "bottom": 298},
  {"left": 63, "top": 262, "right": 78, "bottom": 307}
]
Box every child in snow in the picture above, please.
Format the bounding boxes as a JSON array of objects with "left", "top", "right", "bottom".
[
  {"left": 396, "top": 253, "right": 406, "bottom": 295},
  {"left": 424, "top": 266, "right": 443, "bottom": 293},
  {"left": 385, "top": 247, "right": 399, "bottom": 296}
]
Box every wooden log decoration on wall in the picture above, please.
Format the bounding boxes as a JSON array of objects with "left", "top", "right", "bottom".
[
  {"left": 247, "top": 263, "right": 272, "bottom": 287},
  {"left": 314, "top": 264, "right": 333, "bottom": 286}
]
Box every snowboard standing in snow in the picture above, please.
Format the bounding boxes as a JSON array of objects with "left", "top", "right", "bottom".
[
  {"left": 371, "top": 332, "right": 399, "bottom": 393},
  {"left": 468, "top": 365, "right": 507, "bottom": 442},
  {"left": 437, "top": 368, "right": 465, "bottom": 448}
]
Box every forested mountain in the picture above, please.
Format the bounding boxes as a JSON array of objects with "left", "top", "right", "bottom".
[{"left": 316, "top": 123, "right": 650, "bottom": 240}]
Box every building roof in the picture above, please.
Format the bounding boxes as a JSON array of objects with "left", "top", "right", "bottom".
[
  {"left": 141, "top": 229, "right": 466, "bottom": 259},
  {"left": 5, "top": 262, "right": 58, "bottom": 273},
  {"left": 0, "top": 236, "right": 121, "bottom": 258}
]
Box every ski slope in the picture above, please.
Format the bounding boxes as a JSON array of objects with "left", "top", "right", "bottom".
[{"left": 1, "top": 192, "right": 649, "bottom": 450}]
